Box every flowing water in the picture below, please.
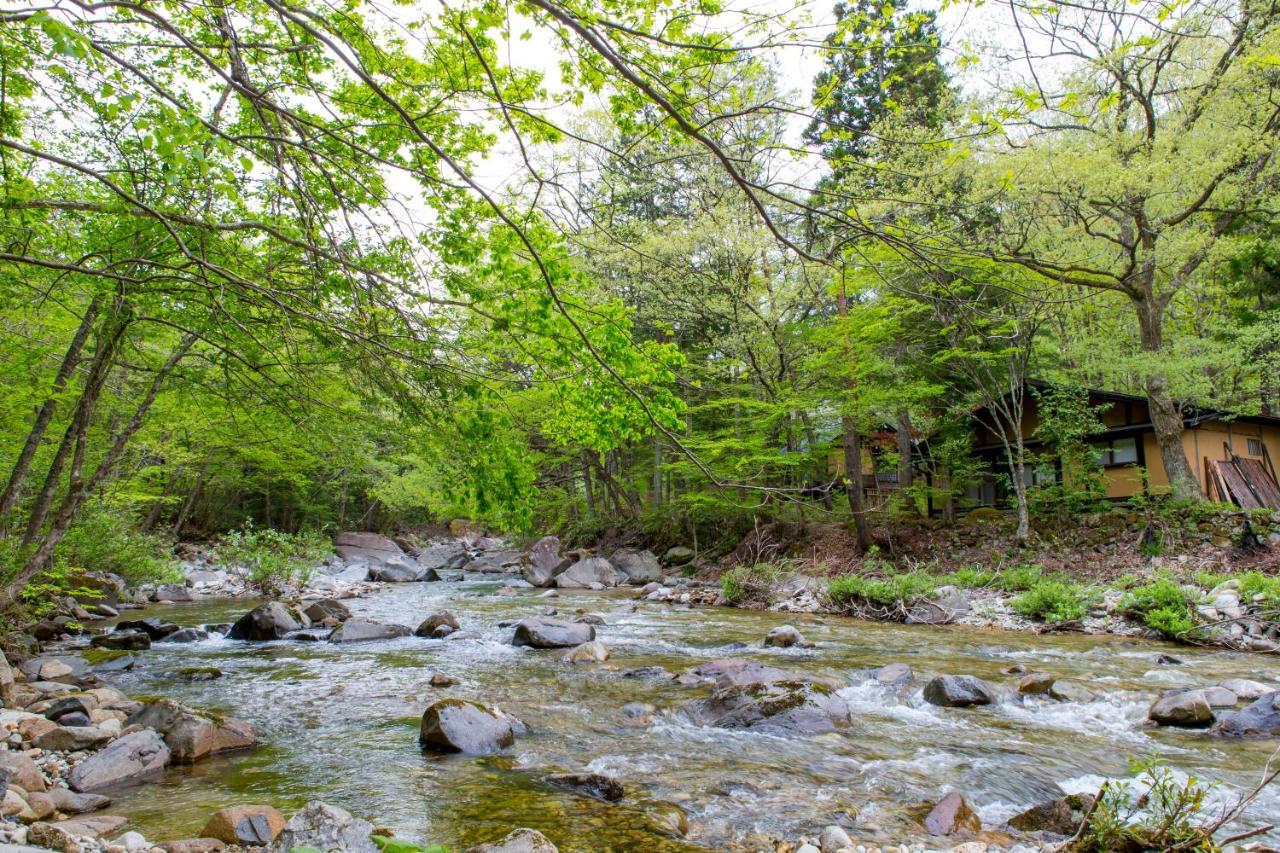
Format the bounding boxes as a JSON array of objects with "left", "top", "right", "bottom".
[{"left": 95, "top": 577, "right": 1280, "bottom": 851}]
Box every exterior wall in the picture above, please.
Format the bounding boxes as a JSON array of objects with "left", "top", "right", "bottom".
[{"left": 1185, "top": 419, "right": 1280, "bottom": 500}]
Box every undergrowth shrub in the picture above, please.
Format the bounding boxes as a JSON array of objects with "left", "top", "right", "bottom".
[
  {"left": 720, "top": 562, "right": 784, "bottom": 605},
  {"left": 989, "top": 563, "right": 1045, "bottom": 592},
  {"left": 1122, "top": 579, "right": 1197, "bottom": 639},
  {"left": 214, "top": 524, "right": 330, "bottom": 593},
  {"left": 1075, "top": 758, "right": 1215, "bottom": 852},
  {"left": 949, "top": 565, "right": 996, "bottom": 588},
  {"left": 1011, "top": 578, "right": 1096, "bottom": 623},
  {"left": 55, "top": 501, "right": 178, "bottom": 586},
  {"left": 827, "top": 571, "right": 939, "bottom": 609}
]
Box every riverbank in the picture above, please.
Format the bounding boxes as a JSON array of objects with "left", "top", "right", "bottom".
[{"left": 5, "top": 527, "right": 1280, "bottom": 851}]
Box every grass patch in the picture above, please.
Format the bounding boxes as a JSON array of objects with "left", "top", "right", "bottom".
[
  {"left": 1011, "top": 578, "right": 1096, "bottom": 623},
  {"left": 827, "top": 571, "right": 939, "bottom": 608},
  {"left": 1121, "top": 578, "right": 1197, "bottom": 639},
  {"left": 720, "top": 562, "right": 784, "bottom": 605}
]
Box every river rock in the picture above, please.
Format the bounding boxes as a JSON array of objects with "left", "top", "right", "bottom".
[
  {"left": 43, "top": 696, "right": 90, "bottom": 723},
  {"left": 1018, "top": 673, "right": 1055, "bottom": 695},
  {"left": 610, "top": 549, "right": 662, "bottom": 584},
  {"left": 33, "top": 723, "right": 115, "bottom": 751},
  {"left": 419, "top": 699, "right": 516, "bottom": 754},
  {"left": 0, "top": 752, "right": 45, "bottom": 792},
  {"left": 923, "top": 675, "right": 995, "bottom": 708},
  {"left": 416, "top": 543, "right": 469, "bottom": 573},
  {"left": 152, "top": 584, "right": 193, "bottom": 602},
  {"left": 1197, "top": 685, "right": 1238, "bottom": 707},
  {"left": 201, "top": 804, "right": 285, "bottom": 845},
  {"left": 907, "top": 585, "right": 970, "bottom": 625},
  {"left": 643, "top": 800, "right": 689, "bottom": 838},
  {"left": 129, "top": 698, "right": 256, "bottom": 763},
  {"left": 21, "top": 655, "right": 90, "bottom": 685},
  {"left": 69, "top": 728, "right": 170, "bottom": 792},
  {"left": 1212, "top": 692, "right": 1280, "bottom": 737},
  {"left": 1148, "top": 691, "right": 1214, "bottom": 728},
  {"left": 763, "top": 625, "right": 804, "bottom": 648},
  {"left": 227, "top": 602, "right": 300, "bottom": 641},
  {"left": 333, "top": 531, "right": 404, "bottom": 565},
  {"left": 29, "top": 814, "right": 128, "bottom": 846},
  {"left": 303, "top": 599, "right": 351, "bottom": 623},
  {"left": 692, "top": 680, "right": 851, "bottom": 735},
  {"left": 45, "top": 787, "right": 111, "bottom": 814},
  {"left": 511, "top": 618, "right": 594, "bottom": 648},
  {"left": 545, "top": 771, "right": 624, "bottom": 802},
  {"left": 158, "top": 839, "right": 228, "bottom": 853},
  {"left": 273, "top": 801, "right": 378, "bottom": 853},
  {"left": 1008, "top": 793, "right": 1095, "bottom": 835},
  {"left": 663, "top": 546, "right": 694, "bottom": 565},
  {"left": 464, "top": 828, "right": 558, "bottom": 853},
  {"left": 923, "top": 792, "right": 980, "bottom": 836},
  {"left": 162, "top": 627, "right": 210, "bottom": 643},
  {"left": 1220, "top": 678, "right": 1275, "bottom": 700},
  {"left": 415, "top": 611, "right": 461, "bottom": 638},
  {"left": 366, "top": 558, "right": 436, "bottom": 583},
  {"left": 871, "top": 662, "right": 914, "bottom": 687},
  {"left": 819, "top": 825, "right": 853, "bottom": 852},
  {"left": 329, "top": 618, "right": 411, "bottom": 643},
  {"left": 678, "top": 658, "right": 818, "bottom": 689},
  {"left": 523, "top": 536, "right": 572, "bottom": 588},
  {"left": 90, "top": 630, "right": 151, "bottom": 651},
  {"left": 67, "top": 571, "right": 126, "bottom": 608},
  {"left": 117, "top": 618, "right": 181, "bottom": 640},
  {"left": 563, "top": 641, "right": 609, "bottom": 663},
  {"left": 555, "top": 557, "right": 622, "bottom": 589},
  {"left": 1049, "top": 680, "right": 1096, "bottom": 703}
]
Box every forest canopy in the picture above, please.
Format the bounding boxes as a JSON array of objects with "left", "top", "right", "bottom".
[{"left": 0, "top": 0, "right": 1277, "bottom": 602}]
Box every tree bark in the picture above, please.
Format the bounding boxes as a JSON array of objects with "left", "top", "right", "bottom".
[
  {"left": 836, "top": 276, "right": 871, "bottom": 550},
  {"left": 1134, "top": 292, "right": 1203, "bottom": 500},
  {"left": 581, "top": 452, "right": 596, "bottom": 516},
  {"left": 0, "top": 296, "right": 101, "bottom": 528},
  {"left": 895, "top": 408, "right": 916, "bottom": 514}
]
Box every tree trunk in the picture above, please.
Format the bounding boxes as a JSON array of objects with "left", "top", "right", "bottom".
[
  {"left": 1134, "top": 292, "right": 1203, "bottom": 500},
  {"left": 581, "top": 452, "right": 596, "bottom": 516},
  {"left": 0, "top": 296, "right": 102, "bottom": 528},
  {"left": 895, "top": 409, "right": 916, "bottom": 514},
  {"left": 651, "top": 434, "right": 662, "bottom": 508},
  {"left": 173, "top": 457, "right": 210, "bottom": 538},
  {"left": 836, "top": 277, "right": 870, "bottom": 550}
]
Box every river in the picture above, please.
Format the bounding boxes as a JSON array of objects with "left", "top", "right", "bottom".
[{"left": 98, "top": 576, "right": 1280, "bottom": 851}]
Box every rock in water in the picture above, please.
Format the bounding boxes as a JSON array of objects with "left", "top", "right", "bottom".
[
  {"left": 763, "top": 625, "right": 804, "bottom": 647},
  {"left": 511, "top": 618, "right": 594, "bottom": 648},
  {"left": 161, "top": 627, "right": 210, "bottom": 643},
  {"left": 415, "top": 611, "right": 461, "bottom": 638},
  {"left": 692, "top": 680, "right": 851, "bottom": 735},
  {"left": 366, "top": 558, "right": 434, "bottom": 583},
  {"left": 200, "top": 804, "right": 285, "bottom": 845},
  {"left": 1212, "top": 692, "right": 1280, "bottom": 737},
  {"left": 1008, "top": 793, "right": 1095, "bottom": 835},
  {"left": 328, "top": 619, "right": 412, "bottom": 643},
  {"left": 129, "top": 698, "right": 256, "bottom": 763},
  {"left": 303, "top": 599, "right": 352, "bottom": 623},
  {"left": 419, "top": 699, "right": 516, "bottom": 754},
  {"left": 555, "top": 557, "right": 622, "bottom": 589},
  {"left": 923, "top": 792, "right": 981, "bottom": 835},
  {"left": 464, "top": 828, "right": 558, "bottom": 853},
  {"left": 545, "top": 772, "right": 624, "bottom": 802},
  {"left": 1018, "top": 673, "right": 1055, "bottom": 695},
  {"left": 69, "top": 729, "right": 170, "bottom": 792},
  {"left": 273, "top": 801, "right": 378, "bottom": 853},
  {"left": 1219, "top": 678, "right": 1275, "bottom": 700},
  {"left": 819, "top": 825, "right": 853, "bottom": 852},
  {"left": 117, "top": 618, "right": 181, "bottom": 640},
  {"left": 226, "top": 602, "right": 300, "bottom": 641},
  {"left": 609, "top": 549, "right": 662, "bottom": 584},
  {"left": 563, "top": 641, "right": 609, "bottom": 663},
  {"left": 871, "top": 663, "right": 914, "bottom": 687},
  {"left": 523, "top": 536, "right": 572, "bottom": 588},
  {"left": 1148, "top": 691, "right": 1214, "bottom": 728},
  {"left": 923, "top": 675, "right": 995, "bottom": 708},
  {"left": 91, "top": 630, "right": 151, "bottom": 651}
]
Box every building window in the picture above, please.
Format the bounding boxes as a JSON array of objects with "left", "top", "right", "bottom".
[
  {"left": 1248, "top": 438, "right": 1264, "bottom": 457},
  {"left": 1096, "top": 437, "right": 1138, "bottom": 467}
]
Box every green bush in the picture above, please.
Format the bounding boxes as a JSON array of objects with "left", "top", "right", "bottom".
[
  {"left": 949, "top": 565, "right": 996, "bottom": 588},
  {"left": 990, "top": 563, "right": 1044, "bottom": 592},
  {"left": 55, "top": 501, "right": 179, "bottom": 586},
  {"left": 720, "top": 562, "right": 783, "bottom": 605},
  {"left": 1122, "top": 579, "right": 1196, "bottom": 639},
  {"left": 214, "top": 524, "right": 331, "bottom": 593},
  {"left": 1011, "top": 579, "right": 1095, "bottom": 623},
  {"left": 827, "top": 571, "right": 939, "bottom": 608},
  {"left": 1076, "top": 757, "right": 1213, "bottom": 852}
]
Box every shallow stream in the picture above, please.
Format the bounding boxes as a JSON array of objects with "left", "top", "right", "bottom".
[{"left": 97, "top": 577, "right": 1280, "bottom": 851}]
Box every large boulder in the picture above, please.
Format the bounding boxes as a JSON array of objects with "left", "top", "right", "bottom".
[
  {"left": 69, "top": 728, "right": 170, "bottom": 792},
  {"left": 907, "top": 585, "right": 971, "bottom": 625},
  {"left": 923, "top": 675, "right": 995, "bottom": 708},
  {"left": 1148, "top": 691, "right": 1214, "bottom": 728},
  {"left": 1212, "top": 692, "right": 1280, "bottom": 737},
  {"left": 415, "top": 611, "right": 461, "bottom": 638},
  {"left": 418, "top": 699, "right": 516, "bottom": 755},
  {"left": 66, "top": 572, "right": 126, "bottom": 608},
  {"left": 923, "top": 792, "right": 981, "bottom": 836},
  {"left": 523, "top": 536, "right": 572, "bottom": 588},
  {"left": 117, "top": 618, "right": 181, "bottom": 640},
  {"left": 45, "top": 787, "right": 111, "bottom": 814},
  {"left": 329, "top": 619, "right": 412, "bottom": 643},
  {"left": 201, "top": 804, "right": 285, "bottom": 845},
  {"left": 33, "top": 724, "right": 115, "bottom": 751},
  {"left": 0, "top": 751, "right": 47, "bottom": 792},
  {"left": 226, "top": 602, "right": 300, "bottom": 641},
  {"left": 416, "top": 543, "right": 469, "bottom": 573},
  {"left": 555, "top": 557, "right": 622, "bottom": 589},
  {"left": 464, "top": 829, "right": 558, "bottom": 853},
  {"left": 1008, "top": 793, "right": 1095, "bottom": 835},
  {"left": 609, "top": 549, "right": 662, "bottom": 585},
  {"left": 91, "top": 630, "right": 151, "bottom": 651},
  {"left": 332, "top": 531, "right": 404, "bottom": 566},
  {"left": 366, "top": 558, "right": 436, "bottom": 583},
  {"left": 663, "top": 546, "right": 695, "bottom": 566},
  {"left": 691, "top": 680, "right": 851, "bottom": 735},
  {"left": 1220, "top": 678, "right": 1275, "bottom": 701},
  {"left": 511, "top": 618, "right": 595, "bottom": 649},
  {"left": 303, "top": 599, "right": 351, "bottom": 623},
  {"left": 273, "top": 801, "right": 378, "bottom": 853},
  {"left": 129, "top": 698, "right": 256, "bottom": 764}
]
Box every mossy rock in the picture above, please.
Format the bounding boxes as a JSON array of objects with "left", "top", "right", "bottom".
[{"left": 965, "top": 507, "right": 1003, "bottom": 523}]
